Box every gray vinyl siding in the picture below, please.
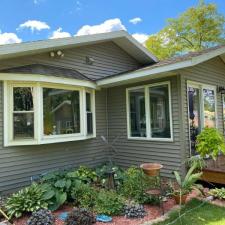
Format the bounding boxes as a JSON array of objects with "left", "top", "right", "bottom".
[
  {"left": 179, "top": 57, "right": 225, "bottom": 161},
  {"left": 0, "top": 42, "right": 140, "bottom": 80},
  {"left": 0, "top": 84, "right": 107, "bottom": 193},
  {"left": 107, "top": 76, "right": 183, "bottom": 177}
]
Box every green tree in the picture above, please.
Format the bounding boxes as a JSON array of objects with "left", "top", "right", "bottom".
[{"left": 146, "top": 1, "right": 225, "bottom": 60}]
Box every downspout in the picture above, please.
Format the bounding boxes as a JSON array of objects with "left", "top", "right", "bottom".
[{"left": 105, "top": 88, "right": 109, "bottom": 160}]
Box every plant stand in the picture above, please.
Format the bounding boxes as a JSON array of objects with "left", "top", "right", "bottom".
[
  {"left": 140, "top": 163, "right": 164, "bottom": 215},
  {"left": 105, "top": 170, "right": 115, "bottom": 190}
]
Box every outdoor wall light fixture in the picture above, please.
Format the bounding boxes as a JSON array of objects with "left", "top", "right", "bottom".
[
  {"left": 49, "top": 50, "right": 65, "bottom": 58},
  {"left": 85, "top": 56, "right": 95, "bottom": 65},
  {"left": 218, "top": 86, "right": 225, "bottom": 95}
]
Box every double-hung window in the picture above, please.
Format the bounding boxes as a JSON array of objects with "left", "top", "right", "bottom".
[
  {"left": 5, "top": 82, "right": 96, "bottom": 146},
  {"left": 127, "top": 81, "right": 173, "bottom": 141}
]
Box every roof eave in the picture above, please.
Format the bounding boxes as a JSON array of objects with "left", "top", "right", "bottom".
[
  {"left": 97, "top": 45, "right": 225, "bottom": 87},
  {"left": 0, "top": 31, "right": 157, "bottom": 65}
]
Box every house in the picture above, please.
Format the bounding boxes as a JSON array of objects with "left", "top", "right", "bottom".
[{"left": 0, "top": 30, "right": 225, "bottom": 193}]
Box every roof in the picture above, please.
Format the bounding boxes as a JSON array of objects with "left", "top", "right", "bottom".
[
  {"left": 0, "top": 30, "right": 157, "bottom": 65},
  {"left": 97, "top": 44, "right": 225, "bottom": 87},
  {"left": 0, "top": 64, "right": 90, "bottom": 81}
]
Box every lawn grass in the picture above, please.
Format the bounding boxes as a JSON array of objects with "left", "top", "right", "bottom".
[{"left": 155, "top": 198, "right": 225, "bottom": 225}]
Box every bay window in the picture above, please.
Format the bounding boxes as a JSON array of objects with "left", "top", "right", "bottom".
[
  {"left": 86, "top": 92, "right": 93, "bottom": 135},
  {"left": 127, "top": 82, "right": 173, "bottom": 141},
  {"left": 43, "top": 88, "right": 80, "bottom": 136},
  {"left": 4, "top": 82, "right": 96, "bottom": 146},
  {"left": 13, "top": 87, "right": 35, "bottom": 139}
]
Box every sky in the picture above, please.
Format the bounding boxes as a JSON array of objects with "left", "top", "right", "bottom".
[{"left": 0, "top": 0, "right": 224, "bottom": 45}]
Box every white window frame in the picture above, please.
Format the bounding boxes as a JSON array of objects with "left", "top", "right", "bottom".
[
  {"left": 4, "top": 81, "right": 96, "bottom": 146},
  {"left": 85, "top": 89, "right": 96, "bottom": 137},
  {"left": 126, "top": 81, "right": 173, "bottom": 142},
  {"left": 187, "top": 80, "right": 218, "bottom": 155}
]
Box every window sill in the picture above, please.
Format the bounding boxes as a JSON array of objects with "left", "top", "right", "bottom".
[
  {"left": 127, "top": 137, "right": 174, "bottom": 142},
  {"left": 5, "top": 134, "right": 96, "bottom": 146}
]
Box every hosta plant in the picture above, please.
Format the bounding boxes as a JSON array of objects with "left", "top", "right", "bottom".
[
  {"left": 67, "top": 166, "right": 97, "bottom": 184},
  {"left": 65, "top": 208, "right": 95, "bottom": 225},
  {"left": 209, "top": 188, "right": 225, "bottom": 200},
  {"left": 27, "top": 209, "right": 55, "bottom": 225},
  {"left": 5, "top": 183, "right": 48, "bottom": 218},
  {"left": 40, "top": 170, "right": 78, "bottom": 211}
]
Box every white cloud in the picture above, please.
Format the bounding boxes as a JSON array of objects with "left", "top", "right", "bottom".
[
  {"left": 50, "top": 27, "right": 71, "bottom": 39},
  {"left": 18, "top": 20, "right": 50, "bottom": 32},
  {"left": 0, "top": 31, "right": 22, "bottom": 45},
  {"left": 132, "top": 33, "right": 149, "bottom": 44},
  {"left": 129, "top": 17, "right": 142, "bottom": 25},
  {"left": 76, "top": 18, "right": 126, "bottom": 36},
  {"left": 33, "top": 0, "right": 45, "bottom": 5},
  {"left": 75, "top": 0, "right": 82, "bottom": 11}
]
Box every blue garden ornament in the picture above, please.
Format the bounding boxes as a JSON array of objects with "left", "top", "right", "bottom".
[
  {"left": 58, "top": 212, "right": 69, "bottom": 221},
  {"left": 96, "top": 214, "right": 112, "bottom": 223}
]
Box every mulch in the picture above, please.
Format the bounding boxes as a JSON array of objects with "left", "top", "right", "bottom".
[
  {"left": 13, "top": 198, "right": 176, "bottom": 225},
  {"left": 11, "top": 188, "right": 225, "bottom": 225}
]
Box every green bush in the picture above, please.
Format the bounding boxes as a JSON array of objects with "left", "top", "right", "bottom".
[
  {"left": 196, "top": 127, "right": 225, "bottom": 160},
  {"left": 71, "top": 182, "right": 97, "bottom": 209},
  {"left": 119, "top": 167, "right": 153, "bottom": 203},
  {"left": 95, "top": 190, "right": 124, "bottom": 216},
  {"left": 5, "top": 183, "right": 48, "bottom": 218},
  {"left": 67, "top": 166, "right": 97, "bottom": 184}
]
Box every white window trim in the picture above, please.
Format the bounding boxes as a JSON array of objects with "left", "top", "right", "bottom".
[
  {"left": 126, "top": 81, "right": 173, "bottom": 142},
  {"left": 187, "top": 80, "right": 218, "bottom": 156},
  {"left": 4, "top": 81, "right": 96, "bottom": 146}
]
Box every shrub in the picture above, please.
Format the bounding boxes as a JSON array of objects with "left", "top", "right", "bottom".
[
  {"left": 209, "top": 188, "right": 225, "bottom": 200},
  {"left": 27, "top": 209, "right": 55, "bottom": 225},
  {"left": 95, "top": 190, "right": 124, "bottom": 216},
  {"left": 5, "top": 183, "right": 48, "bottom": 218},
  {"left": 71, "top": 182, "right": 97, "bottom": 209},
  {"left": 65, "top": 208, "right": 95, "bottom": 225},
  {"left": 119, "top": 167, "right": 153, "bottom": 203}
]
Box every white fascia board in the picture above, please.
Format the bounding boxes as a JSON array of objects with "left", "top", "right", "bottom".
[
  {"left": 0, "top": 32, "right": 125, "bottom": 57},
  {"left": 122, "top": 33, "right": 158, "bottom": 62},
  {"left": 97, "top": 46, "right": 225, "bottom": 87},
  {"left": 0, "top": 31, "right": 157, "bottom": 64},
  {"left": 97, "top": 60, "right": 192, "bottom": 87},
  {"left": 0, "top": 73, "right": 97, "bottom": 89}
]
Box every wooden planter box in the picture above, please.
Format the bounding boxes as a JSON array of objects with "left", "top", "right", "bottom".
[{"left": 200, "top": 155, "right": 225, "bottom": 185}]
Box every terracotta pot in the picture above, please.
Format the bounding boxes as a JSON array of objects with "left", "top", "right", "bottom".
[
  {"left": 140, "top": 163, "right": 163, "bottom": 176},
  {"left": 174, "top": 194, "right": 188, "bottom": 204}
]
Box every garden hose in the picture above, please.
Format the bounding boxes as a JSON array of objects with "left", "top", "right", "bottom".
[{"left": 165, "top": 200, "right": 206, "bottom": 225}]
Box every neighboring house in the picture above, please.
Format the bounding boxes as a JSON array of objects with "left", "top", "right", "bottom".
[{"left": 0, "top": 30, "right": 225, "bottom": 193}]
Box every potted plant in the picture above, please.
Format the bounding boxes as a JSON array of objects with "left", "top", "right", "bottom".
[
  {"left": 171, "top": 163, "right": 202, "bottom": 204},
  {"left": 195, "top": 128, "right": 225, "bottom": 184},
  {"left": 196, "top": 128, "right": 225, "bottom": 168}
]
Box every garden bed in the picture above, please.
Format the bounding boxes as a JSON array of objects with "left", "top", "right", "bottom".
[{"left": 13, "top": 199, "right": 176, "bottom": 225}]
